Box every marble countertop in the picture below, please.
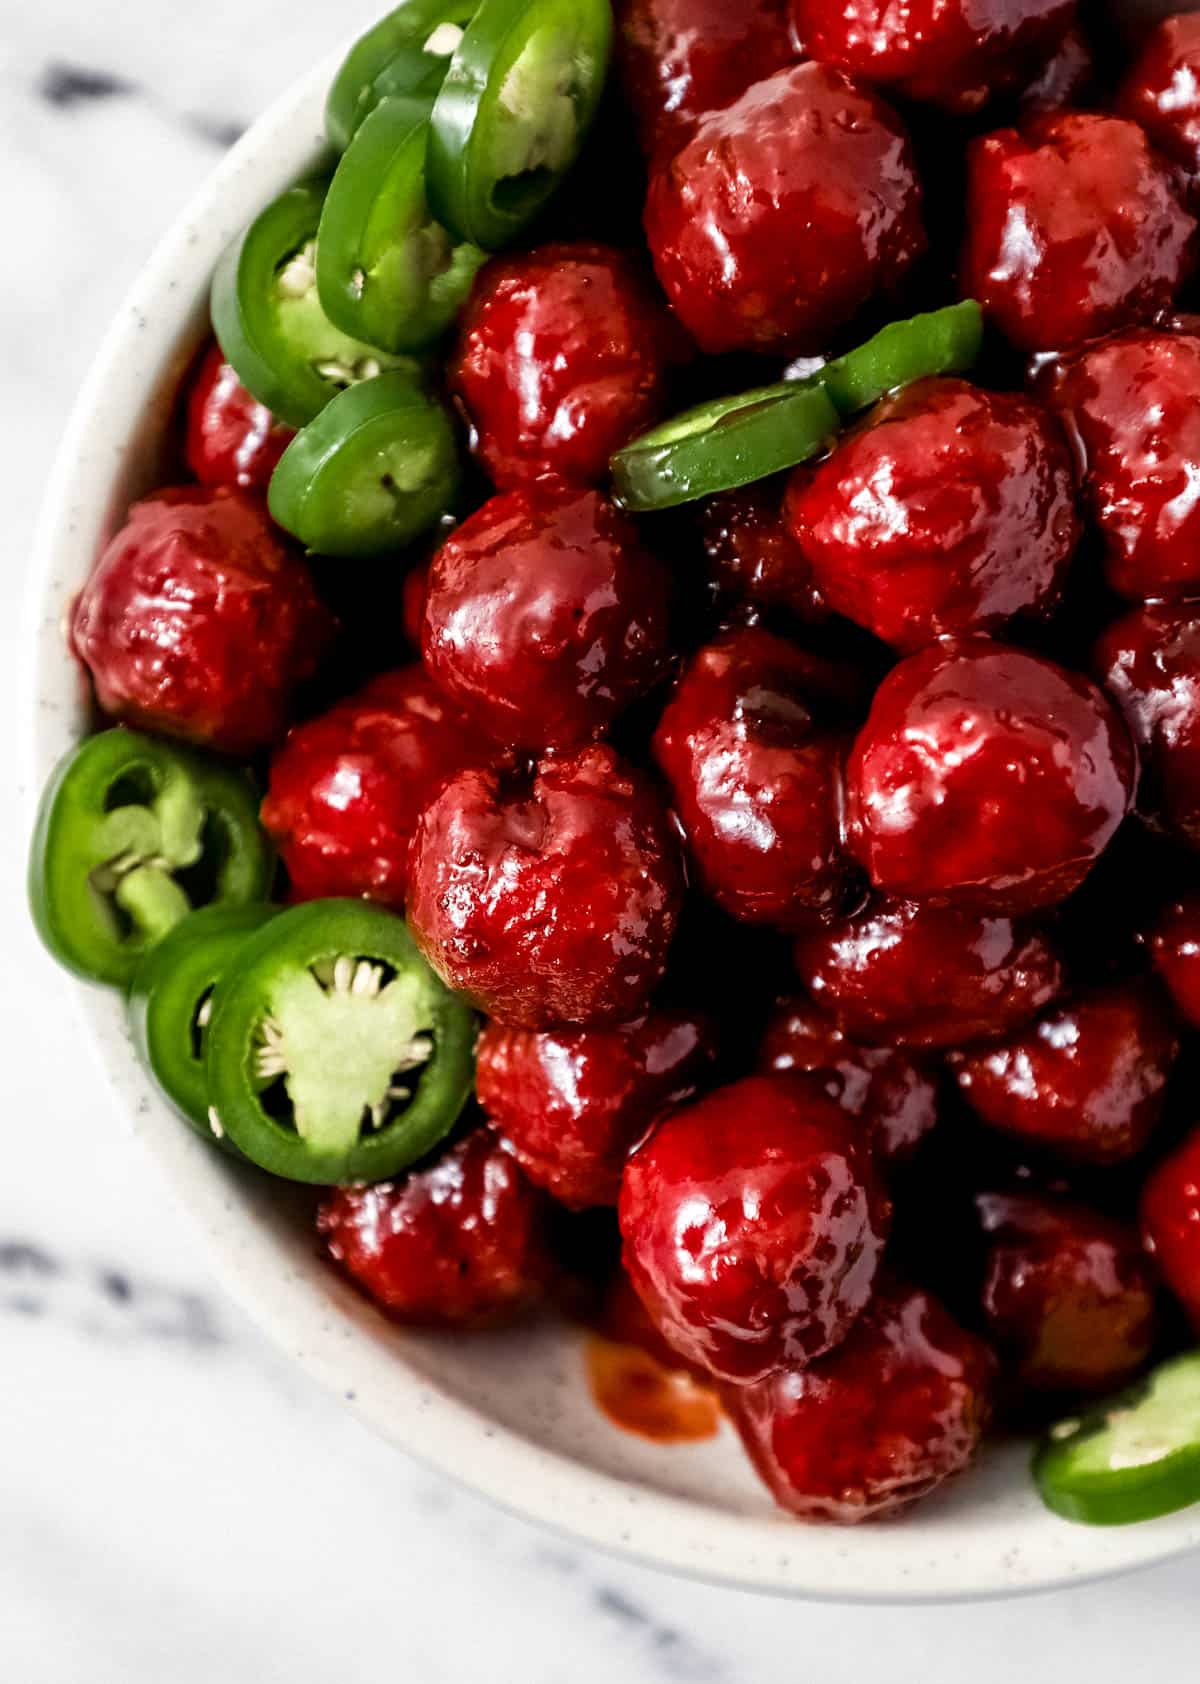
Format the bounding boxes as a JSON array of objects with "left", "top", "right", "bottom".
[{"left": 2, "top": 5, "right": 1196, "bottom": 1677}]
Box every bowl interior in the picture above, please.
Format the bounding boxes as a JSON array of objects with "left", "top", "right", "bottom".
[{"left": 27, "top": 55, "right": 1200, "bottom": 1602}]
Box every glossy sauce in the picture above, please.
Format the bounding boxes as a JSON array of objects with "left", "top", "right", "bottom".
[{"left": 585, "top": 1335, "right": 722, "bottom": 1442}]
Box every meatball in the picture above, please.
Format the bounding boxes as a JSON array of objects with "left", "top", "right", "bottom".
[
  {"left": 615, "top": 0, "right": 797, "bottom": 158},
  {"left": 1094, "top": 603, "right": 1200, "bottom": 847},
  {"left": 71, "top": 487, "right": 331, "bottom": 756},
  {"left": 725, "top": 1281, "right": 994, "bottom": 1522},
  {"left": 619, "top": 1075, "right": 890, "bottom": 1383},
  {"left": 845, "top": 638, "right": 1136, "bottom": 912},
  {"left": 949, "top": 983, "right": 1180, "bottom": 1165},
  {"left": 260, "top": 667, "right": 484, "bottom": 908},
  {"left": 1043, "top": 329, "right": 1200, "bottom": 601},
  {"left": 976, "top": 1191, "right": 1158, "bottom": 1397},
  {"left": 790, "top": 0, "right": 1075, "bottom": 115},
  {"left": 644, "top": 62, "right": 926, "bottom": 357},
  {"left": 962, "top": 112, "right": 1196, "bottom": 354},
  {"left": 1142, "top": 1126, "right": 1200, "bottom": 1332},
  {"left": 476, "top": 1007, "right": 718, "bottom": 1208},
  {"left": 406, "top": 744, "right": 684, "bottom": 1028},
  {"left": 794, "top": 897, "right": 1064, "bottom": 1050},
  {"left": 184, "top": 341, "right": 293, "bottom": 492},
  {"left": 784, "top": 379, "right": 1078, "bottom": 652},
  {"left": 759, "top": 997, "right": 938, "bottom": 1166},
  {"left": 450, "top": 244, "right": 680, "bottom": 490},
  {"left": 1118, "top": 14, "right": 1200, "bottom": 186},
  {"left": 698, "top": 481, "right": 829, "bottom": 624},
  {"left": 422, "top": 482, "right": 671, "bottom": 752},
  {"left": 317, "top": 1130, "right": 556, "bottom": 1328},
  {"left": 1148, "top": 894, "right": 1200, "bottom": 1027},
  {"left": 651, "top": 627, "right": 852, "bottom": 928}
]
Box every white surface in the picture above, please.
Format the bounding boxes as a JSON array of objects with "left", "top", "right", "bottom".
[{"left": 3, "top": 3, "right": 1198, "bottom": 1676}]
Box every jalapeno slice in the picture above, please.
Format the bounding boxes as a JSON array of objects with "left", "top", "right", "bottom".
[
  {"left": 610, "top": 381, "right": 840, "bottom": 513},
  {"left": 29, "top": 730, "right": 273, "bottom": 988},
  {"left": 1034, "top": 1351, "right": 1200, "bottom": 1526},
  {"left": 204, "top": 899, "right": 475, "bottom": 1183},
  {"left": 326, "top": 0, "right": 479, "bottom": 151},
  {"left": 317, "top": 97, "right": 485, "bottom": 355},
  {"left": 427, "top": 0, "right": 612, "bottom": 250},
  {"left": 211, "top": 181, "right": 418, "bottom": 428},
  {"left": 128, "top": 903, "right": 278, "bottom": 1143},
  {"left": 819, "top": 301, "right": 984, "bottom": 418},
  {"left": 268, "top": 370, "right": 461, "bottom": 556}
]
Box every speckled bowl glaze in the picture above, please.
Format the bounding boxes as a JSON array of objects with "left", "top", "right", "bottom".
[{"left": 25, "top": 54, "right": 1200, "bottom": 1601}]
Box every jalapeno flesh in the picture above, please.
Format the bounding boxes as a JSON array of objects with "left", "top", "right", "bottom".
[
  {"left": 268, "top": 370, "right": 461, "bottom": 556},
  {"left": 128, "top": 903, "right": 278, "bottom": 1141},
  {"left": 29, "top": 730, "right": 273, "bottom": 988},
  {"left": 211, "top": 181, "right": 418, "bottom": 429},
  {"left": 326, "top": 0, "right": 479, "bottom": 151},
  {"left": 204, "top": 899, "right": 475, "bottom": 1184},
  {"left": 820, "top": 301, "right": 984, "bottom": 417},
  {"left": 427, "top": 0, "right": 612, "bottom": 250},
  {"left": 317, "top": 97, "right": 485, "bottom": 355}
]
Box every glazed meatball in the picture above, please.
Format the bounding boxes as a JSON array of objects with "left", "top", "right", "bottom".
[
  {"left": 406, "top": 744, "right": 684, "bottom": 1028},
  {"left": 949, "top": 983, "right": 1180, "bottom": 1165},
  {"left": 845, "top": 638, "right": 1136, "bottom": 912},
  {"left": 476, "top": 1007, "right": 718, "bottom": 1208},
  {"left": 1094, "top": 603, "right": 1200, "bottom": 848},
  {"left": 784, "top": 379, "right": 1078, "bottom": 651},
  {"left": 976, "top": 1192, "right": 1158, "bottom": 1398},
  {"left": 1148, "top": 895, "right": 1200, "bottom": 1027},
  {"left": 615, "top": 0, "right": 797, "bottom": 158},
  {"left": 698, "top": 481, "right": 829, "bottom": 624},
  {"left": 450, "top": 244, "right": 680, "bottom": 489},
  {"left": 962, "top": 113, "right": 1196, "bottom": 354},
  {"left": 1118, "top": 14, "right": 1200, "bottom": 186},
  {"left": 759, "top": 997, "right": 938, "bottom": 1166},
  {"left": 184, "top": 342, "right": 293, "bottom": 492},
  {"left": 1142, "top": 1126, "right": 1200, "bottom": 1332},
  {"left": 71, "top": 488, "right": 331, "bottom": 756},
  {"left": 260, "top": 667, "right": 484, "bottom": 908},
  {"left": 790, "top": 0, "right": 1075, "bottom": 114},
  {"left": 422, "top": 482, "right": 671, "bottom": 751},
  {"left": 725, "top": 1281, "right": 994, "bottom": 1522},
  {"left": 1043, "top": 329, "right": 1200, "bottom": 601},
  {"left": 401, "top": 561, "right": 429, "bottom": 651},
  {"left": 317, "top": 1130, "right": 556, "bottom": 1328},
  {"left": 651, "top": 627, "right": 853, "bottom": 928},
  {"left": 619, "top": 1075, "right": 890, "bottom": 1383},
  {"left": 794, "top": 897, "right": 1064, "bottom": 1049},
  {"left": 644, "top": 62, "right": 926, "bottom": 357}
]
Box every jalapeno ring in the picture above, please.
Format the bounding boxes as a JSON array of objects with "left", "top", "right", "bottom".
[{"left": 326, "top": 0, "right": 480, "bottom": 151}]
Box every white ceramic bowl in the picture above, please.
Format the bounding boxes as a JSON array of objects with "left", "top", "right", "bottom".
[{"left": 26, "top": 54, "right": 1200, "bottom": 1602}]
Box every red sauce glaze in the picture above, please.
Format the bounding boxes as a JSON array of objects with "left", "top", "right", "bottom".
[
  {"left": 260, "top": 667, "right": 485, "bottom": 908},
  {"left": 644, "top": 62, "right": 926, "bottom": 357},
  {"left": 759, "top": 997, "right": 938, "bottom": 1166},
  {"left": 784, "top": 378, "right": 1078, "bottom": 652},
  {"left": 184, "top": 342, "right": 294, "bottom": 491},
  {"left": 450, "top": 244, "right": 681, "bottom": 490},
  {"left": 421, "top": 482, "right": 671, "bottom": 752},
  {"left": 406, "top": 744, "right": 684, "bottom": 1028},
  {"left": 476, "top": 1006, "right": 718, "bottom": 1209},
  {"left": 585, "top": 1336, "right": 723, "bottom": 1441},
  {"left": 1043, "top": 329, "right": 1200, "bottom": 601},
  {"left": 1118, "top": 15, "right": 1200, "bottom": 185},
  {"left": 1016, "top": 24, "right": 1094, "bottom": 116},
  {"left": 975, "top": 1191, "right": 1158, "bottom": 1397},
  {"left": 725, "top": 1281, "right": 994, "bottom": 1522},
  {"left": 790, "top": 0, "right": 1075, "bottom": 114},
  {"left": 615, "top": 0, "right": 797, "bottom": 159},
  {"left": 949, "top": 983, "right": 1180, "bottom": 1165},
  {"left": 71, "top": 487, "right": 332, "bottom": 756},
  {"left": 618, "top": 1075, "right": 890, "bottom": 1384},
  {"left": 1148, "top": 894, "right": 1200, "bottom": 1027},
  {"left": 961, "top": 112, "right": 1196, "bottom": 355},
  {"left": 1141, "top": 1126, "right": 1200, "bottom": 1332},
  {"left": 1094, "top": 602, "right": 1200, "bottom": 848},
  {"left": 845, "top": 637, "right": 1136, "bottom": 912},
  {"left": 698, "top": 480, "right": 830, "bottom": 625},
  {"left": 317, "top": 1130, "right": 556, "bottom": 1328},
  {"left": 401, "top": 562, "right": 429, "bottom": 651},
  {"left": 794, "top": 897, "right": 1064, "bottom": 1050},
  {"left": 652, "top": 627, "right": 853, "bottom": 928}
]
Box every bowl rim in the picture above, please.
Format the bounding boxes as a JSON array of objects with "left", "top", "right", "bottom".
[{"left": 23, "top": 49, "right": 1200, "bottom": 1604}]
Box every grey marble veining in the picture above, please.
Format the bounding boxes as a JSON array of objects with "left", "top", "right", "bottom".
[{"left": 2, "top": 5, "right": 1198, "bottom": 1679}]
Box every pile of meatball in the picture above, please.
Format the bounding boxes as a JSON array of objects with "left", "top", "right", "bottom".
[{"left": 70, "top": 1, "right": 1200, "bottom": 1522}]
